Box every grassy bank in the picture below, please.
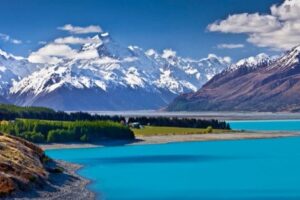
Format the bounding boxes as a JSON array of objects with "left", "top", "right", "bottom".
[{"left": 132, "top": 126, "right": 230, "bottom": 136}]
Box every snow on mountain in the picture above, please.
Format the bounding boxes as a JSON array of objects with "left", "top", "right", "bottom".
[
  {"left": 267, "top": 45, "right": 300, "bottom": 70},
  {"left": 9, "top": 33, "right": 231, "bottom": 110},
  {"left": 229, "top": 53, "right": 272, "bottom": 71},
  {"left": 167, "top": 44, "right": 300, "bottom": 112},
  {"left": 0, "top": 49, "right": 41, "bottom": 96}
]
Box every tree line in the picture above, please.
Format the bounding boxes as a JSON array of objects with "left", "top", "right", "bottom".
[
  {"left": 128, "top": 117, "right": 230, "bottom": 129},
  {"left": 0, "top": 119, "right": 135, "bottom": 143},
  {"left": 0, "top": 104, "right": 230, "bottom": 130}
]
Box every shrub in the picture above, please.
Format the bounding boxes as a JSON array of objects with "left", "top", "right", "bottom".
[
  {"left": 47, "top": 129, "right": 74, "bottom": 143},
  {"left": 20, "top": 131, "right": 45, "bottom": 143},
  {"left": 206, "top": 126, "right": 213, "bottom": 133},
  {"left": 80, "top": 134, "right": 88, "bottom": 142}
]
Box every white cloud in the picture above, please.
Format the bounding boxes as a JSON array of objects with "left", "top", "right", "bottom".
[
  {"left": 29, "top": 37, "right": 100, "bottom": 64},
  {"left": 217, "top": 43, "right": 245, "bottom": 49},
  {"left": 75, "top": 49, "right": 99, "bottom": 60},
  {"left": 208, "top": 13, "right": 281, "bottom": 34},
  {"left": 0, "top": 33, "right": 22, "bottom": 45},
  {"left": 11, "top": 39, "right": 22, "bottom": 44},
  {"left": 54, "top": 36, "right": 102, "bottom": 45},
  {"left": 207, "top": 0, "right": 300, "bottom": 50},
  {"left": 271, "top": 0, "right": 300, "bottom": 20},
  {"left": 207, "top": 54, "right": 232, "bottom": 64},
  {"left": 58, "top": 24, "right": 102, "bottom": 34},
  {"left": 28, "top": 43, "right": 76, "bottom": 64}
]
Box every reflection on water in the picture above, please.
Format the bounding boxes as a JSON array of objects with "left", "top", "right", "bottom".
[{"left": 82, "top": 155, "right": 230, "bottom": 165}]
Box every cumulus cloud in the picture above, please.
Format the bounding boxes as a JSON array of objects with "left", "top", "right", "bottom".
[
  {"left": 208, "top": 13, "right": 281, "bottom": 34},
  {"left": 0, "top": 33, "right": 22, "bottom": 44},
  {"left": 217, "top": 43, "right": 245, "bottom": 49},
  {"left": 54, "top": 36, "right": 102, "bottom": 45},
  {"left": 29, "top": 36, "right": 101, "bottom": 64},
  {"left": 58, "top": 24, "right": 102, "bottom": 34},
  {"left": 271, "top": 0, "right": 300, "bottom": 20},
  {"left": 208, "top": 0, "right": 300, "bottom": 50},
  {"left": 28, "top": 43, "right": 76, "bottom": 64}
]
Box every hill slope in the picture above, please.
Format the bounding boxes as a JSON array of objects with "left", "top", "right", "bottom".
[
  {"left": 0, "top": 133, "right": 47, "bottom": 196},
  {"left": 167, "top": 46, "right": 300, "bottom": 112}
]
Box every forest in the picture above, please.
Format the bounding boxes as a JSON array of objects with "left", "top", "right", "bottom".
[
  {"left": 0, "top": 104, "right": 230, "bottom": 129},
  {"left": 0, "top": 104, "right": 230, "bottom": 143},
  {"left": 0, "top": 119, "right": 135, "bottom": 143}
]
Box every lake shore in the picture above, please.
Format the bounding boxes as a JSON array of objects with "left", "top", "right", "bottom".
[
  {"left": 41, "top": 131, "right": 299, "bottom": 150},
  {"left": 5, "top": 161, "right": 95, "bottom": 200}
]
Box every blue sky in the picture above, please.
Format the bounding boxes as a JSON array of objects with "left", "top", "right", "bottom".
[{"left": 0, "top": 0, "right": 288, "bottom": 61}]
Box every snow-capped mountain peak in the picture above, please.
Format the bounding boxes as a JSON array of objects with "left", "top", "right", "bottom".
[
  {"left": 236, "top": 53, "right": 270, "bottom": 67},
  {"left": 0, "top": 49, "right": 24, "bottom": 61},
  {"left": 228, "top": 53, "right": 272, "bottom": 72},
  {"left": 8, "top": 32, "right": 231, "bottom": 110},
  {"left": 266, "top": 44, "right": 300, "bottom": 70},
  {"left": 0, "top": 48, "right": 42, "bottom": 95},
  {"left": 81, "top": 35, "right": 103, "bottom": 52}
]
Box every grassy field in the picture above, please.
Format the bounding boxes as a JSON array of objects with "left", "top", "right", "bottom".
[{"left": 132, "top": 126, "right": 230, "bottom": 136}]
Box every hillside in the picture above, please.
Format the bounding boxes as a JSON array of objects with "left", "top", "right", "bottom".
[
  {"left": 0, "top": 133, "right": 48, "bottom": 196},
  {"left": 0, "top": 133, "right": 94, "bottom": 199},
  {"left": 167, "top": 45, "right": 300, "bottom": 112}
]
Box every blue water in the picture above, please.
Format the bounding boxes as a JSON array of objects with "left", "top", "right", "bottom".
[
  {"left": 228, "top": 119, "right": 300, "bottom": 131},
  {"left": 47, "top": 137, "right": 300, "bottom": 200}
]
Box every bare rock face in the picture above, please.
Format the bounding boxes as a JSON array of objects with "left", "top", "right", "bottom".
[
  {"left": 167, "top": 46, "right": 300, "bottom": 112},
  {"left": 0, "top": 133, "right": 47, "bottom": 196}
]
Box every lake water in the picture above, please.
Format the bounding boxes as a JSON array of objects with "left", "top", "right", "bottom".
[
  {"left": 228, "top": 119, "right": 300, "bottom": 131},
  {"left": 47, "top": 136, "right": 300, "bottom": 200}
]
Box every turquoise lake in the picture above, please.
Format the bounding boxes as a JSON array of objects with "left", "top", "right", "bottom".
[
  {"left": 228, "top": 119, "right": 300, "bottom": 131},
  {"left": 46, "top": 120, "right": 300, "bottom": 200},
  {"left": 47, "top": 139, "right": 300, "bottom": 200}
]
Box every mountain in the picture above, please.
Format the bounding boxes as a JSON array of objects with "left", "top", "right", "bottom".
[
  {"left": 167, "top": 46, "right": 300, "bottom": 112},
  {"left": 0, "top": 49, "right": 40, "bottom": 99},
  {"left": 9, "top": 33, "right": 230, "bottom": 111},
  {"left": 0, "top": 133, "right": 48, "bottom": 196}
]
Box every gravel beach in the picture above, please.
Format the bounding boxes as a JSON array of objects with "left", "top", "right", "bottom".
[
  {"left": 4, "top": 161, "right": 95, "bottom": 200},
  {"left": 40, "top": 131, "right": 300, "bottom": 150}
]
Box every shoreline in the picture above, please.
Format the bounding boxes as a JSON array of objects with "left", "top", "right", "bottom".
[
  {"left": 87, "top": 111, "right": 300, "bottom": 121},
  {"left": 5, "top": 161, "right": 95, "bottom": 200},
  {"left": 41, "top": 131, "right": 300, "bottom": 150}
]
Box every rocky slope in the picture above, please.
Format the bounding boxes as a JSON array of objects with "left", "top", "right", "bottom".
[
  {"left": 0, "top": 133, "right": 48, "bottom": 196},
  {"left": 0, "top": 133, "right": 94, "bottom": 199},
  {"left": 167, "top": 46, "right": 300, "bottom": 112},
  {"left": 6, "top": 33, "right": 230, "bottom": 111}
]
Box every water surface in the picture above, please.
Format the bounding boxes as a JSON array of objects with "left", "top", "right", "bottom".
[
  {"left": 228, "top": 119, "right": 300, "bottom": 131},
  {"left": 47, "top": 137, "right": 300, "bottom": 200}
]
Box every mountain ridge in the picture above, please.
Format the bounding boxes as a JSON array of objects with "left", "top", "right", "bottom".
[
  {"left": 4, "top": 32, "right": 231, "bottom": 110},
  {"left": 167, "top": 45, "right": 300, "bottom": 112}
]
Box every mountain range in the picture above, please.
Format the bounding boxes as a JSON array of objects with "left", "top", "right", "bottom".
[
  {"left": 167, "top": 45, "right": 300, "bottom": 112},
  {"left": 0, "top": 32, "right": 231, "bottom": 110}
]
